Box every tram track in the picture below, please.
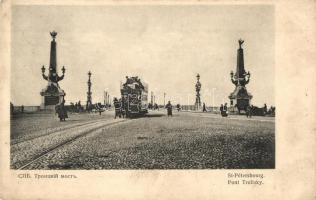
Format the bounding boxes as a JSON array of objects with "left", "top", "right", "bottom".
[
  {"left": 12, "top": 119, "right": 129, "bottom": 169},
  {"left": 183, "top": 112, "right": 275, "bottom": 123},
  {"left": 11, "top": 118, "right": 108, "bottom": 145}
]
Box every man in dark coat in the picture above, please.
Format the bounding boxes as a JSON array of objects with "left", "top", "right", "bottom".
[
  {"left": 220, "top": 104, "right": 223, "bottom": 113},
  {"left": 202, "top": 103, "right": 207, "bottom": 112},
  {"left": 176, "top": 104, "right": 181, "bottom": 112},
  {"left": 56, "top": 100, "right": 68, "bottom": 121},
  {"left": 223, "top": 103, "right": 228, "bottom": 116},
  {"left": 113, "top": 98, "right": 121, "bottom": 119},
  {"left": 165, "top": 101, "right": 173, "bottom": 117},
  {"left": 246, "top": 105, "right": 252, "bottom": 118},
  {"left": 263, "top": 103, "right": 268, "bottom": 115},
  {"left": 78, "top": 101, "right": 82, "bottom": 112},
  {"left": 121, "top": 97, "right": 126, "bottom": 118},
  {"left": 220, "top": 103, "right": 228, "bottom": 117}
]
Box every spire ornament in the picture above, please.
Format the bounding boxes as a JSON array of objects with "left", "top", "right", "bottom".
[{"left": 50, "top": 31, "right": 57, "bottom": 40}]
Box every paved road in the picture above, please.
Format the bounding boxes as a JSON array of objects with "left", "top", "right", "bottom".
[{"left": 11, "top": 110, "right": 275, "bottom": 169}]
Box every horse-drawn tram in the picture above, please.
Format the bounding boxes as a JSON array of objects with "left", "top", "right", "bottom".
[{"left": 114, "top": 76, "right": 148, "bottom": 118}]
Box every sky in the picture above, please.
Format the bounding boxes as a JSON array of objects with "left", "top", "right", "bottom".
[{"left": 11, "top": 5, "right": 274, "bottom": 107}]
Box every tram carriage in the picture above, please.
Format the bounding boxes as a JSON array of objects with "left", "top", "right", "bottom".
[{"left": 120, "top": 76, "right": 148, "bottom": 118}]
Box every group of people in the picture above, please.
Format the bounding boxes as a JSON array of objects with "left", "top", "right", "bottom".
[
  {"left": 53, "top": 98, "right": 275, "bottom": 121},
  {"left": 220, "top": 103, "right": 228, "bottom": 117},
  {"left": 245, "top": 104, "right": 254, "bottom": 118},
  {"left": 113, "top": 97, "right": 126, "bottom": 119},
  {"left": 55, "top": 100, "right": 110, "bottom": 121},
  {"left": 245, "top": 103, "right": 275, "bottom": 117},
  {"left": 148, "top": 103, "right": 159, "bottom": 110},
  {"left": 68, "top": 101, "right": 83, "bottom": 113}
]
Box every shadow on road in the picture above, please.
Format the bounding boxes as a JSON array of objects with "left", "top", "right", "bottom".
[{"left": 145, "top": 113, "right": 165, "bottom": 118}]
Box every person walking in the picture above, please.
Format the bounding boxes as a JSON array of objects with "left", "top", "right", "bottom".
[
  {"left": 223, "top": 103, "right": 228, "bottom": 117},
  {"left": 113, "top": 98, "right": 121, "bottom": 119},
  {"left": 121, "top": 97, "right": 126, "bottom": 118},
  {"left": 165, "top": 101, "right": 173, "bottom": 117},
  {"left": 220, "top": 103, "right": 228, "bottom": 117},
  {"left": 96, "top": 103, "right": 102, "bottom": 115},
  {"left": 202, "top": 103, "right": 207, "bottom": 112},
  {"left": 57, "top": 100, "right": 68, "bottom": 121},
  {"left": 78, "top": 101, "right": 82, "bottom": 112},
  {"left": 263, "top": 103, "right": 268, "bottom": 115},
  {"left": 246, "top": 105, "right": 252, "bottom": 118},
  {"left": 220, "top": 104, "right": 223, "bottom": 115}
]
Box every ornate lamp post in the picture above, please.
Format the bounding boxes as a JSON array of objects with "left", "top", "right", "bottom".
[
  {"left": 228, "top": 39, "right": 253, "bottom": 113},
  {"left": 195, "top": 73, "right": 202, "bottom": 110},
  {"left": 40, "top": 31, "right": 66, "bottom": 109},
  {"left": 86, "top": 71, "right": 92, "bottom": 111}
]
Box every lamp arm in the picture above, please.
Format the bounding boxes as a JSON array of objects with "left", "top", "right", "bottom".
[
  {"left": 245, "top": 76, "right": 250, "bottom": 84},
  {"left": 244, "top": 71, "right": 251, "bottom": 84},
  {"left": 57, "top": 74, "right": 64, "bottom": 81},
  {"left": 42, "top": 73, "right": 48, "bottom": 80},
  {"left": 231, "top": 77, "right": 238, "bottom": 86}
]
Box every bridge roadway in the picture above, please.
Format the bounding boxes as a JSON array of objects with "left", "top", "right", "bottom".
[{"left": 11, "top": 110, "right": 275, "bottom": 169}]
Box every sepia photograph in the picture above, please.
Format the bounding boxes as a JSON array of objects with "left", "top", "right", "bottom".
[
  {"left": 9, "top": 5, "right": 276, "bottom": 170},
  {"left": 2, "top": 0, "right": 316, "bottom": 199}
]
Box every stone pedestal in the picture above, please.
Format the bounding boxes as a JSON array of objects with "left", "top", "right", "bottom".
[
  {"left": 228, "top": 85, "right": 252, "bottom": 112},
  {"left": 40, "top": 83, "right": 65, "bottom": 110}
]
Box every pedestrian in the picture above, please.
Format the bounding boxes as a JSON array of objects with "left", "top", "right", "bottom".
[
  {"left": 202, "top": 103, "right": 207, "bottom": 112},
  {"left": 223, "top": 103, "right": 228, "bottom": 116},
  {"left": 271, "top": 106, "right": 275, "bottom": 116},
  {"left": 246, "top": 105, "right": 252, "bottom": 118},
  {"left": 96, "top": 103, "right": 102, "bottom": 115},
  {"left": 263, "top": 103, "right": 268, "bottom": 115},
  {"left": 70, "top": 102, "right": 75, "bottom": 113},
  {"left": 78, "top": 101, "right": 82, "bottom": 112},
  {"left": 220, "top": 103, "right": 228, "bottom": 117},
  {"left": 57, "top": 100, "right": 68, "bottom": 121},
  {"left": 113, "top": 98, "right": 121, "bottom": 119},
  {"left": 176, "top": 104, "right": 181, "bottom": 112},
  {"left": 121, "top": 97, "right": 126, "bottom": 118},
  {"left": 165, "top": 101, "right": 173, "bottom": 117}
]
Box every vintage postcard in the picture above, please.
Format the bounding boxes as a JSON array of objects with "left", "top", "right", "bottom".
[{"left": 0, "top": 0, "right": 315, "bottom": 199}]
